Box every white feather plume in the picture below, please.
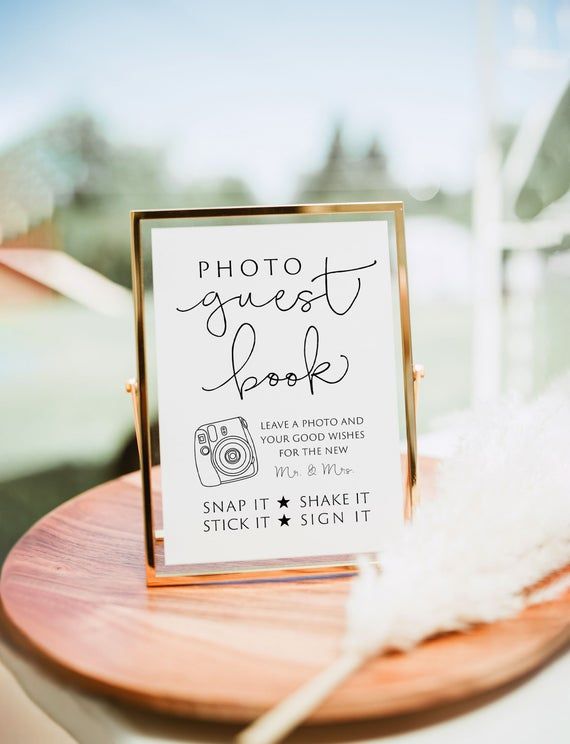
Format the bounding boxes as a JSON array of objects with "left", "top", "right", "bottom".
[
  {"left": 238, "top": 376, "right": 570, "bottom": 744},
  {"left": 344, "top": 375, "right": 570, "bottom": 658}
]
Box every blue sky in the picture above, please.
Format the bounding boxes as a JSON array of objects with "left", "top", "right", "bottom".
[{"left": 1, "top": 0, "right": 568, "bottom": 198}]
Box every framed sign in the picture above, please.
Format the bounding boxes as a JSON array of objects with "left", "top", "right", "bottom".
[{"left": 130, "top": 203, "right": 417, "bottom": 586}]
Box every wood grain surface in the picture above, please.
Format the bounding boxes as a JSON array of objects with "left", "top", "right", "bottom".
[{"left": 1, "top": 458, "right": 569, "bottom": 724}]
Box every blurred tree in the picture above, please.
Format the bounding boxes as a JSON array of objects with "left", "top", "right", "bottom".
[
  {"left": 296, "top": 123, "right": 470, "bottom": 223},
  {"left": 297, "top": 123, "right": 400, "bottom": 203},
  {"left": 56, "top": 119, "right": 255, "bottom": 286},
  {"left": 0, "top": 112, "right": 256, "bottom": 286}
]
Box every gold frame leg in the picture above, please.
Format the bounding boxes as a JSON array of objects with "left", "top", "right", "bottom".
[{"left": 411, "top": 363, "right": 425, "bottom": 512}]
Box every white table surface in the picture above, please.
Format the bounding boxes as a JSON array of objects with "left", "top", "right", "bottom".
[{"left": 1, "top": 633, "right": 569, "bottom": 744}]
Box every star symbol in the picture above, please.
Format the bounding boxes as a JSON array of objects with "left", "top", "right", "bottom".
[
  {"left": 279, "top": 515, "right": 291, "bottom": 527},
  {"left": 278, "top": 497, "right": 290, "bottom": 508}
]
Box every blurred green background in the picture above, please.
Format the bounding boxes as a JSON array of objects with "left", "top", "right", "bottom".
[{"left": 1, "top": 1, "right": 569, "bottom": 563}]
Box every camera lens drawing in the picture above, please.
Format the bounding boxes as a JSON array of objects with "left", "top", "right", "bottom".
[{"left": 194, "top": 416, "right": 259, "bottom": 487}]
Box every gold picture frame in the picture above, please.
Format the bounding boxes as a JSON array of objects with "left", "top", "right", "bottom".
[{"left": 129, "top": 202, "right": 417, "bottom": 586}]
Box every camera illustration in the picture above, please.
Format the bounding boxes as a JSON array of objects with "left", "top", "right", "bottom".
[{"left": 194, "top": 416, "right": 258, "bottom": 487}]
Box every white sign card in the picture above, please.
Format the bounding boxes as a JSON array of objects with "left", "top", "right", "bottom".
[{"left": 151, "top": 220, "right": 404, "bottom": 569}]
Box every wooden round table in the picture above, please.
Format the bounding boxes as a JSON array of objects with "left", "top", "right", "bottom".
[{"left": 1, "top": 459, "right": 569, "bottom": 725}]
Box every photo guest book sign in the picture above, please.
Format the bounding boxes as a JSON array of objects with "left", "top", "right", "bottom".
[{"left": 129, "top": 204, "right": 417, "bottom": 585}]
